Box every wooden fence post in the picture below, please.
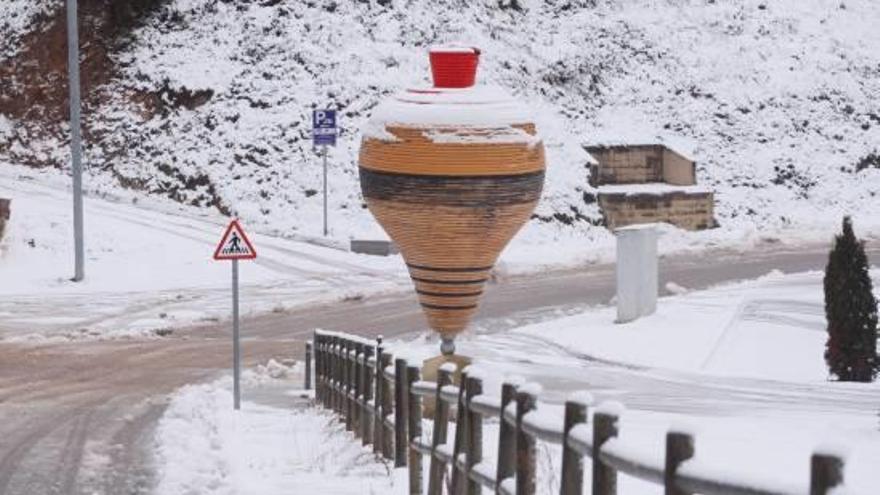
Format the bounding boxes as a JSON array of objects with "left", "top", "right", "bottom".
[
  {"left": 465, "top": 375, "right": 483, "bottom": 495},
  {"left": 373, "top": 336, "right": 384, "bottom": 455},
  {"left": 515, "top": 387, "right": 537, "bottom": 495},
  {"left": 428, "top": 367, "right": 453, "bottom": 495},
  {"left": 324, "top": 336, "right": 331, "bottom": 409},
  {"left": 362, "top": 344, "right": 375, "bottom": 446},
  {"left": 450, "top": 372, "right": 470, "bottom": 495},
  {"left": 381, "top": 351, "right": 394, "bottom": 460},
  {"left": 336, "top": 340, "right": 343, "bottom": 417},
  {"left": 304, "top": 341, "right": 311, "bottom": 391},
  {"left": 810, "top": 453, "right": 844, "bottom": 495},
  {"left": 592, "top": 410, "right": 619, "bottom": 495},
  {"left": 495, "top": 382, "right": 519, "bottom": 492},
  {"left": 352, "top": 343, "right": 363, "bottom": 437},
  {"left": 319, "top": 336, "right": 327, "bottom": 406},
  {"left": 394, "top": 358, "right": 409, "bottom": 467},
  {"left": 313, "top": 334, "right": 322, "bottom": 403},
  {"left": 664, "top": 431, "right": 694, "bottom": 495},
  {"left": 304, "top": 341, "right": 312, "bottom": 390},
  {"left": 330, "top": 335, "right": 339, "bottom": 413},
  {"left": 348, "top": 343, "right": 357, "bottom": 428},
  {"left": 560, "top": 397, "right": 589, "bottom": 495},
  {"left": 407, "top": 364, "right": 423, "bottom": 495},
  {"left": 344, "top": 342, "right": 354, "bottom": 430}
]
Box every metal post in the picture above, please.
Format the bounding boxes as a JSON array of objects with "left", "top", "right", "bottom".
[
  {"left": 66, "top": 0, "right": 85, "bottom": 282},
  {"left": 322, "top": 145, "right": 328, "bottom": 236},
  {"left": 232, "top": 259, "right": 241, "bottom": 410}
]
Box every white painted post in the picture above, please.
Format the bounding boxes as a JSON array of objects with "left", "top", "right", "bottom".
[{"left": 615, "top": 224, "right": 658, "bottom": 323}]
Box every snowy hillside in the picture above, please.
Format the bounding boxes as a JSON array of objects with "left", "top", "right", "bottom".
[{"left": 2, "top": 0, "right": 880, "bottom": 248}]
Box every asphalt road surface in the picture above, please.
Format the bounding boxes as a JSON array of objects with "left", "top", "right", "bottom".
[{"left": 0, "top": 243, "right": 877, "bottom": 494}]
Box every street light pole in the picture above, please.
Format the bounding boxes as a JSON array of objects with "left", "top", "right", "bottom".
[{"left": 66, "top": 0, "right": 85, "bottom": 281}]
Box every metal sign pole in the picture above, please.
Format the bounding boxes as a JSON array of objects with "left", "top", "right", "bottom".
[
  {"left": 66, "top": 0, "right": 85, "bottom": 282},
  {"left": 232, "top": 258, "right": 241, "bottom": 410},
  {"left": 322, "top": 145, "right": 328, "bottom": 237}
]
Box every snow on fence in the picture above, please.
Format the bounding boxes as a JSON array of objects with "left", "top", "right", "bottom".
[{"left": 309, "top": 330, "right": 845, "bottom": 495}]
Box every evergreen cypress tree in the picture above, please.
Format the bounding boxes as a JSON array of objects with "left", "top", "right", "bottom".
[{"left": 824, "top": 216, "right": 879, "bottom": 382}]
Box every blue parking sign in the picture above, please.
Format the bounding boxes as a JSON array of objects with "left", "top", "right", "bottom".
[{"left": 313, "top": 109, "right": 337, "bottom": 147}]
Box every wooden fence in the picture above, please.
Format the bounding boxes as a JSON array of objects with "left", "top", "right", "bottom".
[{"left": 310, "top": 330, "right": 847, "bottom": 495}]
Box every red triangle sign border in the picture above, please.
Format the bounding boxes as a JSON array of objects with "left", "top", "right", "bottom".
[{"left": 213, "top": 219, "right": 258, "bottom": 261}]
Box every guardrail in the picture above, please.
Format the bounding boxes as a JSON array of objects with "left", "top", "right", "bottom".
[{"left": 310, "top": 330, "right": 846, "bottom": 495}]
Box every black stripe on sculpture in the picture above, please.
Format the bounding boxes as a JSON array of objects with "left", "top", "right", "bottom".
[
  {"left": 416, "top": 289, "right": 484, "bottom": 297},
  {"left": 411, "top": 277, "right": 489, "bottom": 285},
  {"left": 359, "top": 168, "right": 544, "bottom": 207},
  {"left": 420, "top": 303, "right": 479, "bottom": 310},
  {"left": 407, "top": 262, "right": 493, "bottom": 272}
]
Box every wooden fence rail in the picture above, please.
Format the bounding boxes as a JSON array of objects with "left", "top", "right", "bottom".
[{"left": 311, "top": 330, "right": 847, "bottom": 495}]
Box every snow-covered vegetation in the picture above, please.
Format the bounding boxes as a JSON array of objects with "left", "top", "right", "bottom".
[{"left": 1, "top": 0, "right": 879, "bottom": 248}]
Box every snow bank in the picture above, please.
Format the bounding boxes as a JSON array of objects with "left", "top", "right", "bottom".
[{"left": 154, "top": 378, "right": 405, "bottom": 495}]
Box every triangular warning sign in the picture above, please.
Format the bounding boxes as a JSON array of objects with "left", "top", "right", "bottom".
[{"left": 213, "top": 220, "right": 257, "bottom": 261}]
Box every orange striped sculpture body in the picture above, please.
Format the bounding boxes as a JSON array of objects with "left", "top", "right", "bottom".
[{"left": 358, "top": 47, "right": 545, "bottom": 354}]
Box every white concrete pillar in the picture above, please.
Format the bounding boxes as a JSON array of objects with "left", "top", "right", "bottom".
[{"left": 615, "top": 224, "right": 658, "bottom": 323}]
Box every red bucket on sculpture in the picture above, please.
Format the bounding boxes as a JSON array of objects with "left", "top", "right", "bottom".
[
  {"left": 358, "top": 47, "right": 545, "bottom": 363},
  {"left": 429, "top": 46, "right": 480, "bottom": 88}
]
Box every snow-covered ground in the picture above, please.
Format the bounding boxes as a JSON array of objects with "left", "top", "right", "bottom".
[
  {"left": 154, "top": 372, "right": 406, "bottom": 495},
  {"left": 155, "top": 270, "right": 880, "bottom": 494},
  {"left": 0, "top": 163, "right": 409, "bottom": 341},
  {"left": 510, "top": 269, "right": 880, "bottom": 382}
]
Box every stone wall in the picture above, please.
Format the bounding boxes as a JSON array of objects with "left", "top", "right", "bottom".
[
  {"left": 586, "top": 145, "right": 664, "bottom": 186},
  {"left": 586, "top": 144, "right": 697, "bottom": 187},
  {"left": 598, "top": 191, "right": 715, "bottom": 231},
  {"left": 0, "top": 198, "right": 10, "bottom": 242},
  {"left": 661, "top": 148, "right": 695, "bottom": 185}
]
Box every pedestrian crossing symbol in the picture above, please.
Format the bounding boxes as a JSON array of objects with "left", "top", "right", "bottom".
[{"left": 213, "top": 220, "right": 257, "bottom": 261}]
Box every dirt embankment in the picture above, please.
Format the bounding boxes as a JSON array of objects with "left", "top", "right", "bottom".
[{"left": 0, "top": 0, "right": 167, "bottom": 166}]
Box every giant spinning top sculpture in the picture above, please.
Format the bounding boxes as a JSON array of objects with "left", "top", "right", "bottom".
[{"left": 359, "top": 46, "right": 546, "bottom": 358}]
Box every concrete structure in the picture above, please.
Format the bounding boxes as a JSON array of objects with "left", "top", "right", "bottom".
[
  {"left": 586, "top": 144, "right": 715, "bottom": 231},
  {"left": 350, "top": 239, "right": 399, "bottom": 256},
  {"left": 0, "top": 198, "right": 9, "bottom": 242},
  {"left": 615, "top": 224, "right": 658, "bottom": 323}
]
